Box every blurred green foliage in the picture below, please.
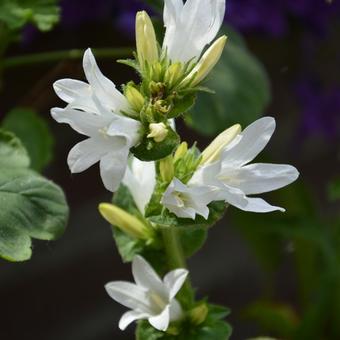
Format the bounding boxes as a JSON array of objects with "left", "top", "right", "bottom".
[{"left": 2, "top": 108, "right": 54, "bottom": 171}]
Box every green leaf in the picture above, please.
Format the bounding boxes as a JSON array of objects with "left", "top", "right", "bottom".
[
  {"left": 0, "top": 0, "right": 60, "bottom": 32},
  {"left": 0, "top": 168, "right": 68, "bottom": 261},
  {"left": 187, "top": 25, "right": 271, "bottom": 136},
  {"left": 2, "top": 108, "right": 54, "bottom": 171},
  {"left": 168, "top": 93, "right": 196, "bottom": 119},
  {"left": 0, "top": 130, "right": 68, "bottom": 262},
  {"left": 136, "top": 304, "right": 232, "bottom": 340},
  {"left": 0, "top": 130, "right": 30, "bottom": 168},
  {"left": 132, "top": 127, "right": 180, "bottom": 161}
]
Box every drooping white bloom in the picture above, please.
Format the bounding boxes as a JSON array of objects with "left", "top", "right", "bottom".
[
  {"left": 105, "top": 255, "right": 188, "bottom": 331},
  {"left": 51, "top": 48, "right": 141, "bottom": 192},
  {"left": 161, "top": 117, "right": 299, "bottom": 219},
  {"left": 191, "top": 117, "right": 300, "bottom": 213},
  {"left": 161, "top": 178, "right": 218, "bottom": 219},
  {"left": 123, "top": 158, "right": 156, "bottom": 214},
  {"left": 163, "top": 0, "right": 226, "bottom": 63}
]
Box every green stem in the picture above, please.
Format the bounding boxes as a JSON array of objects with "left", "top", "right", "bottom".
[
  {"left": 161, "top": 227, "right": 194, "bottom": 308},
  {"left": 2, "top": 47, "right": 133, "bottom": 69}
]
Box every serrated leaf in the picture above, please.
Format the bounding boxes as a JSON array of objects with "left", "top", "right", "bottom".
[
  {"left": 0, "top": 129, "right": 30, "bottom": 168},
  {"left": 0, "top": 131, "right": 68, "bottom": 262},
  {"left": 187, "top": 25, "right": 271, "bottom": 136},
  {"left": 0, "top": 168, "right": 68, "bottom": 261},
  {"left": 2, "top": 108, "right": 54, "bottom": 171},
  {"left": 0, "top": 0, "right": 60, "bottom": 32}
]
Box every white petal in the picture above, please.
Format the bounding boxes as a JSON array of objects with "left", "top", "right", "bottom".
[
  {"left": 82, "top": 49, "right": 129, "bottom": 112},
  {"left": 148, "top": 305, "right": 171, "bottom": 331},
  {"left": 221, "top": 163, "right": 299, "bottom": 195},
  {"left": 67, "top": 138, "right": 109, "bottom": 173},
  {"left": 221, "top": 117, "right": 276, "bottom": 167},
  {"left": 163, "top": 0, "right": 225, "bottom": 62},
  {"left": 51, "top": 107, "right": 109, "bottom": 136},
  {"left": 53, "top": 79, "right": 91, "bottom": 103},
  {"left": 123, "top": 159, "right": 156, "bottom": 214},
  {"left": 237, "top": 196, "right": 285, "bottom": 213},
  {"left": 189, "top": 161, "right": 221, "bottom": 187},
  {"left": 119, "top": 310, "right": 149, "bottom": 330},
  {"left": 105, "top": 281, "right": 153, "bottom": 313},
  {"left": 163, "top": 269, "right": 188, "bottom": 299},
  {"left": 132, "top": 256, "right": 165, "bottom": 297},
  {"left": 107, "top": 115, "right": 141, "bottom": 146},
  {"left": 169, "top": 299, "right": 183, "bottom": 321},
  {"left": 99, "top": 147, "right": 129, "bottom": 192}
]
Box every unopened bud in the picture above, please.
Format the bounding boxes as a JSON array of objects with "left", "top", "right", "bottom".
[
  {"left": 160, "top": 156, "right": 174, "bottom": 182},
  {"left": 147, "top": 123, "right": 168, "bottom": 142},
  {"left": 136, "top": 11, "right": 159, "bottom": 70},
  {"left": 125, "top": 84, "right": 145, "bottom": 112},
  {"left": 182, "top": 36, "right": 227, "bottom": 87},
  {"left": 189, "top": 303, "right": 209, "bottom": 325},
  {"left": 201, "top": 123, "right": 241, "bottom": 165},
  {"left": 174, "top": 142, "right": 188, "bottom": 162},
  {"left": 99, "top": 203, "right": 153, "bottom": 240},
  {"left": 164, "top": 63, "right": 183, "bottom": 88}
]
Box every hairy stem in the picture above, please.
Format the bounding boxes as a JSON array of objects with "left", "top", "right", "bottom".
[
  {"left": 2, "top": 47, "right": 133, "bottom": 69},
  {"left": 161, "top": 227, "right": 194, "bottom": 308}
]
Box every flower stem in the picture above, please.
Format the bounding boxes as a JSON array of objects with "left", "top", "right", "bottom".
[
  {"left": 2, "top": 47, "right": 133, "bottom": 69},
  {"left": 161, "top": 227, "right": 194, "bottom": 308}
]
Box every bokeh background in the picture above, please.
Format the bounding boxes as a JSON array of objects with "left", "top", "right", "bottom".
[{"left": 0, "top": 0, "right": 339, "bottom": 339}]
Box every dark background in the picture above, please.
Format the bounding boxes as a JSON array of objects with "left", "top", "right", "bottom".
[{"left": 1, "top": 1, "right": 339, "bottom": 339}]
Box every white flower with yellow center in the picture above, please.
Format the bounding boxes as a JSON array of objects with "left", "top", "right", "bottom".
[
  {"left": 51, "top": 48, "right": 141, "bottom": 192},
  {"left": 105, "top": 255, "right": 188, "bottom": 331},
  {"left": 162, "top": 117, "right": 299, "bottom": 219}
]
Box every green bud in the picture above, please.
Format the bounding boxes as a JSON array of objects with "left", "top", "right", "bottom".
[
  {"left": 135, "top": 11, "right": 159, "bottom": 70},
  {"left": 164, "top": 62, "right": 183, "bottom": 88},
  {"left": 99, "top": 203, "right": 154, "bottom": 240},
  {"left": 125, "top": 84, "right": 145, "bottom": 112},
  {"left": 160, "top": 156, "right": 174, "bottom": 182},
  {"left": 201, "top": 123, "right": 241, "bottom": 165},
  {"left": 174, "top": 142, "right": 188, "bottom": 162},
  {"left": 181, "top": 36, "right": 227, "bottom": 87},
  {"left": 149, "top": 81, "right": 165, "bottom": 97},
  {"left": 189, "top": 303, "right": 209, "bottom": 325}
]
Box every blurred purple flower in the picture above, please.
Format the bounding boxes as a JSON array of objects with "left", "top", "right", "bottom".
[
  {"left": 296, "top": 81, "right": 340, "bottom": 139},
  {"left": 227, "top": 0, "right": 340, "bottom": 37}
]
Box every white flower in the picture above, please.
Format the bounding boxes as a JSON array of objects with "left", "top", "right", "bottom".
[
  {"left": 161, "top": 178, "right": 218, "bottom": 219},
  {"left": 191, "top": 117, "right": 300, "bottom": 213},
  {"left": 123, "top": 157, "right": 156, "bottom": 214},
  {"left": 51, "top": 48, "right": 141, "bottom": 192},
  {"left": 105, "top": 255, "right": 188, "bottom": 331},
  {"left": 163, "top": 0, "right": 226, "bottom": 63}
]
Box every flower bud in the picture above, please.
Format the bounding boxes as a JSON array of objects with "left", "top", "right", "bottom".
[
  {"left": 164, "top": 63, "right": 183, "bottom": 88},
  {"left": 125, "top": 84, "right": 145, "bottom": 112},
  {"left": 181, "top": 36, "right": 227, "bottom": 87},
  {"left": 189, "top": 303, "right": 209, "bottom": 325},
  {"left": 136, "top": 11, "right": 159, "bottom": 70},
  {"left": 201, "top": 123, "right": 241, "bottom": 165},
  {"left": 99, "top": 203, "right": 154, "bottom": 240},
  {"left": 174, "top": 142, "right": 188, "bottom": 162},
  {"left": 147, "top": 123, "right": 168, "bottom": 142},
  {"left": 160, "top": 156, "right": 174, "bottom": 182}
]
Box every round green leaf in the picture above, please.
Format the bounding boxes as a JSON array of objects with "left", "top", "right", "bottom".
[
  {"left": 0, "top": 168, "right": 69, "bottom": 261},
  {"left": 0, "top": 129, "right": 30, "bottom": 168},
  {"left": 2, "top": 108, "right": 54, "bottom": 171}
]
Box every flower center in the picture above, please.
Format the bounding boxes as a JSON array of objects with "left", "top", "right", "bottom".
[{"left": 149, "top": 292, "right": 167, "bottom": 313}]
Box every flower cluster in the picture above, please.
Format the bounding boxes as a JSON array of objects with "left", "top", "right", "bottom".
[{"left": 51, "top": 0, "right": 299, "bottom": 336}]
